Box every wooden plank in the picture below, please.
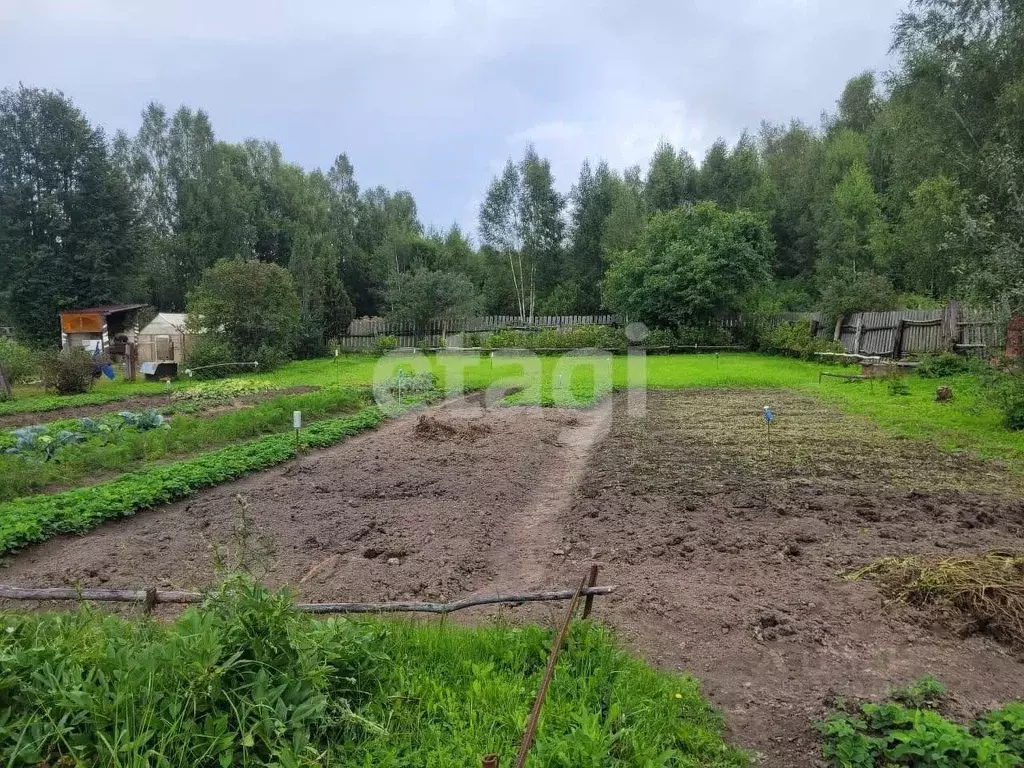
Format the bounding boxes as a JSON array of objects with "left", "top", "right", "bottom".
[{"left": 852, "top": 315, "right": 864, "bottom": 354}]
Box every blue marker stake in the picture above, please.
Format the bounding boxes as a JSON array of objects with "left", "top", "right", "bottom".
[{"left": 763, "top": 405, "right": 774, "bottom": 463}]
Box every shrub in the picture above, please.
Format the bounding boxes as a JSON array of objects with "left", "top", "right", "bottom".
[
  {"left": 0, "top": 337, "right": 36, "bottom": 385},
  {"left": 818, "top": 679, "right": 1024, "bottom": 767},
  {"left": 988, "top": 374, "right": 1024, "bottom": 431},
  {"left": 36, "top": 347, "right": 97, "bottom": 395},
  {"left": 644, "top": 328, "right": 679, "bottom": 347},
  {"left": 374, "top": 335, "right": 399, "bottom": 355},
  {"left": 483, "top": 326, "right": 628, "bottom": 351},
  {"left": 766, "top": 320, "right": 844, "bottom": 359},
  {"left": 676, "top": 325, "right": 737, "bottom": 347},
  {"left": 184, "top": 334, "right": 234, "bottom": 379},
  {"left": 917, "top": 352, "right": 987, "bottom": 378}
]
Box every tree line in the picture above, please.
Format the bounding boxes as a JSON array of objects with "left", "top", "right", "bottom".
[{"left": 1, "top": 0, "right": 1021, "bottom": 359}]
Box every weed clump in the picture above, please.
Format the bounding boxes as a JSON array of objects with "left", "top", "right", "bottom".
[{"left": 847, "top": 551, "right": 1024, "bottom": 648}]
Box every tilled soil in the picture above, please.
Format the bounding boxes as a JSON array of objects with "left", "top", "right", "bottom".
[{"left": 2, "top": 389, "right": 1023, "bottom": 766}]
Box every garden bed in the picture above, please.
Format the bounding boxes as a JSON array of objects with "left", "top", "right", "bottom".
[{"left": 2, "top": 390, "right": 1022, "bottom": 765}]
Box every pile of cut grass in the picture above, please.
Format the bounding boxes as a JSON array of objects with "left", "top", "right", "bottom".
[
  {"left": 0, "top": 578, "right": 748, "bottom": 767},
  {"left": 848, "top": 551, "right": 1024, "bottom": 648}
]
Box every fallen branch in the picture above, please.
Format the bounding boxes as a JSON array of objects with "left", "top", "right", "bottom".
[{"left": 0, "top": 584, "right": 617, "bottom": 615}]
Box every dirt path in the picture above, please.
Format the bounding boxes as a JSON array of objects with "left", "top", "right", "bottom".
[{"left": 2, "top": 390, "right": 1023, "bottom": 765}]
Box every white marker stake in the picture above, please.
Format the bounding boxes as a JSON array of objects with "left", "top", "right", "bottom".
[{"left": 293, "top": 410, "right": 302, "bottom": 452}]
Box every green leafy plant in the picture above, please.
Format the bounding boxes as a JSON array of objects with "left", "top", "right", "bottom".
[
  {"left": 173, "top": 378, "right": 275, "bottom": 402},
  {"left": 0, "top": 337, "right": 36, "bottom": 385},
  {"left": 0, "top": 406, "right": 389, "bottom": 554},
  {"left": 766, "top": 320, "right": 844, "bottom": 359},
  {"left": 818, "top": 680, "right": 1024, "bottom": 767},
  {"left": 36, "top": 347, "right": 98, "bottom": 395},
  {"left": 917, "top": 353, "right": 987, "bottom": 379},
  {"left": 0, "top": 585, "right": 750, "bottom": 767},
  {"left": 374, "top": 335, "right": 399, "bottom": 355}
]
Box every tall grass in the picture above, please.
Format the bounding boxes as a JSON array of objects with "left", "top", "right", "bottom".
[{"left": 0, "top": 579, "right": 748, "bottom": 767}]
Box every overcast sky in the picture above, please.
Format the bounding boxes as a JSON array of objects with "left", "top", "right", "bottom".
[{"left": 1, "top": 0, "right": 906, "bottom": 235}]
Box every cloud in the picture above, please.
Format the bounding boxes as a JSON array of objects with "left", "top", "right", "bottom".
[{"left": 0, "top": 0, "right": 907, "bottom": 235}]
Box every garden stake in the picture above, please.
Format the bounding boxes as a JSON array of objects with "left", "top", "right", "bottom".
[
  {"left": 514, "top": 573, "right": 588, "bottom": 768},
  {"left": 582, "top": 564, "right": 600, "bottom": 619},
  {"left": 763, "top": 405, "right": 774, "bottom": 465},
  {"left": 482, "top": 755, "right": 499, "bottom": 768}
]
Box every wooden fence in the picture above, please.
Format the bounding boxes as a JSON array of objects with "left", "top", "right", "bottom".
[
  {"left": 829, "top": 303, "right": 1005, "bottom": 358},
  {"left": 337, "top": 305, "right": 1008, "bottom": 357},
  {"left": 339, "top": 314, "right": 620, "bottom": 351}
]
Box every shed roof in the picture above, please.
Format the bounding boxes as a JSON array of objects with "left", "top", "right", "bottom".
[
  {"left": 139, "top": 313, "right": 188, "bottom": 336},
  {"left": 58, "top": 303, "right": 149, "bottom": 316}
]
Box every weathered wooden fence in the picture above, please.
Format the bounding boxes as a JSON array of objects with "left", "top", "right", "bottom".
[
  {"left": 339, "top": 314, "right": 620, "bottom": 350},
  {"left": 830, "top": 303, "right": 1005, "bottom": 358},
  {"left": 337, "top": 305, "right": 1007, "bottom": 357}
]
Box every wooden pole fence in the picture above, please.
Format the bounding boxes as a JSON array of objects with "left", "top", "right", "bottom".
[{"left": 0, "top": 584, "right": 616, "bottom": 615}]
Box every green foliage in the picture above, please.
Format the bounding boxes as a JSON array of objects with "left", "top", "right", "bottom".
[
  {"left": 383, "top": 267, "right": 480, "bottom": 340},
  {"left": 372, "top": 371, "right": 436, "bottom": 402},
  {"left": 603, "top": 202, "right": 774, "bottom": 329},
  {"left": 887, "top": 374, "right": 912, "bottom": 397},
  {"left": 186, "top": 259, "right": 301, "bottom": 372},
  {"left": 0, "top": 387, "right": 367, "bottom": 502},
  {"left": 0, "top": 592, "right": 749, "bottom": 767},
  {"left": 0, "top": 86, "right": 140, "bottom": 346},
  {"left": 483, "top": 326, "right": 628, "bottom": 350},
  {"left": 0, "top": 338, "right": 36, "bottom": 385},
  {"left": 818, "top": 267, "right": 899, "bottom": 325},
  {"left": 182, "top": 334, "right": 234, "bottom": 379},
  {"left": 0, "top": 577, "right": 372, "bottom": 767},
  {"left": 917, "top": 353, "right": 987, "bottom": 379},
  {"left": 818, "top": 679, "right": 1024, "bottom": 767},
  {"left": 36, "top": 347, "right": 97, "bottom": 395},
  {"left": 989, "top": 374, "right": 1024, "bottom": 431},
  {"left": 766, "top": 320, "right": 844, "bottom": 358},
  {"left": 172, "top": 378, "right": 275, "bottom": 402},
  {"left": 0, "top": 406, "right": 385, "bottom": 554},
  {"left": 373, "top": 335, "right": 399, "bottom": 355}
]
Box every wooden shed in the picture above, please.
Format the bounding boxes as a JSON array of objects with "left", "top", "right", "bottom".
[{"left": 59, "top": 303, "right": 148, "bottom": 360}]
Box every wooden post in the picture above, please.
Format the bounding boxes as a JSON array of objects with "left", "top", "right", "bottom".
[
  {"left": 833, "top": 315, "right": 844, "bottom": 342},
  {"left": 892, "top": 319, "right": 907, "bottom": 359},
  {"left": 482, "top": 756, "right": 499, "bottom": 768},
  {"left": 582, "top": 565, "right": 600, "bottom": 619},
  {"left": 0, "top": 364, "right": 11, "bottom": 401},
  {"left": 852, "top": 316, "right": 864, "bottom": 355},
  {"left": 942, "top": 301, "right": 961, "bottom": 351}
]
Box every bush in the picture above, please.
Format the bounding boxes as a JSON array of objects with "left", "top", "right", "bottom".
[
  {"left": 818, "top": 679, "right": 1024, "bottom": 767},
  {"left": 483, "top": 326, "right": 628, "bottom": 350},
  {"left": 183, "top": 334, "right": 234, "bottom": 379},
  {"left": 374, "top": 335, "right": 399, "bottom": 355},
  {"left": 36, "top": 347, "right": 97, "bottom": 395},
  {"left": 0, "top": 337, "right": 36, "bottom": 385},
  {"left": 676, "top": 325, "right": 737, "bottom": 347},
  {"left": 917, "top": 352, "right": 987, "bottom": 378},
  {"left": 993, "top": 375, "right": 1024, "bottom": 431},
  {"left": 766, "top": 320, "right": 844, "bottom": 359}
]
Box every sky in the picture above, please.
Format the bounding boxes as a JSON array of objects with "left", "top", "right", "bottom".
[{"left": 1, "top": 0, "right": 906, "bottom": 236}]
